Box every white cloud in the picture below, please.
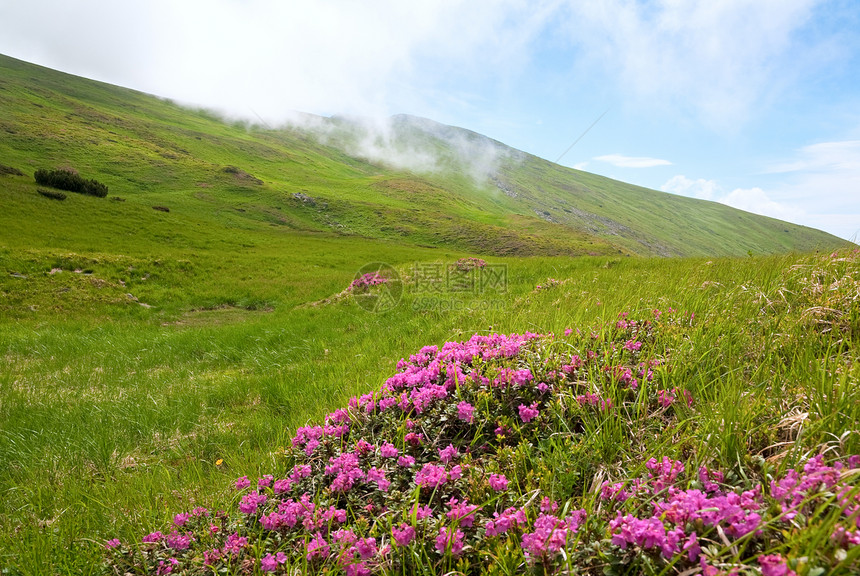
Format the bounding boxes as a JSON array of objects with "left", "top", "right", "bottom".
[
  {"left": 660, "top": 175, "right": 718, "bottom": 200},
  {"left": 662, "top": 175, "right": 803, "bottom": 221},
  {"left": 595, "top": 154, "right": 672, "bottom": 168},
  {"left": 720, "top": 187, "right": 804, "bottom": 222},
  {"left": 0, "top": 0, "right": 551, "bottom": 121}
]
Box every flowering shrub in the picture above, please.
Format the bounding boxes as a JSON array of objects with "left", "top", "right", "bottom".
[
  {"left": 454, "top": 257, "right": 487, "bottom": 271},
  {"left": 347, "top": 272, "right": 390, "bottom": 293},
  {"left": 104, "top": 313, "right": 859, "bottom": 575}
]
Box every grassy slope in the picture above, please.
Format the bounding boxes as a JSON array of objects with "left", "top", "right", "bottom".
[{"left": 0, "top": 53, "right": 848, "bottom": 262}]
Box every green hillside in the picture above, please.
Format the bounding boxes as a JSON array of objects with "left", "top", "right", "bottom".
[{"left": 0, "top": 53, "right": 846, "bottom": 266}]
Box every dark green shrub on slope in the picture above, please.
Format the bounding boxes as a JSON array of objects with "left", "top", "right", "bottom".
[{"left": 33, "top": 168, "right": 108, "bottom": 197}]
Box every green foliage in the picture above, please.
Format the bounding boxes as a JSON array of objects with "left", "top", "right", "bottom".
[
  {"left": 33, "top": 168, "right": 108, "bottom": 197},
  {"left": 0, "top": 163, "right": 24, "bottom": 176},
  {"left": 36, "top": 188, "right": 66, "bottom": 200}
]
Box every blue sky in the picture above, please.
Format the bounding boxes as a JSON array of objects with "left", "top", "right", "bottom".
[{"left": 2, "top": 0, "right": 859, "bottom": 240}]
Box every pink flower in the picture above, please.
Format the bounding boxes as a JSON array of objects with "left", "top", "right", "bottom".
[
  {"left": 457, "top": 401, "right": 475, "bottom": 423},
  {"left": 435, "top": 526, "right": 465, "bottom": 556},
  {"left": 392, "top": 524, "right": 416, "bottom": 547},
  {"left": 239, "top": 492, "right": 267, "bottom": 514},
  {"left": 415, "top": 463, "right": 448, "bottom": 488},
  {"left": 234, "top": 476, "right": 251, "bottom": 490},
  {"left": 489, "top": 473, "right": 509, "bottom": 491},
  {"left": 223, "top": 532, "right": 248, "bottom": 556},
  {"left": 758, "top": 554, "right": 796, "bottom": 576},
  {"left": 657, "top": 389, "right": 675, "bottom": 408},
  {"left": 203, "top": 548, "right": 222, "bottom": 566},
  {"left": 165, "top": 531, "right": 193, "bottom": 550},
  {"left": 411, "top": 503, "right": 434, "bottom": 520},
  {"left": 397, "top": 455, "right": 415, "bottom": 467},
  {"left": 623, "top": 339, "right": 642, "bottom": 352},
  {"left": 439, "top": 444, "right": 458, "bottom": 463},
  {"left": 273, "top": 478, "right": 292, "bottom": 494},
  {"left": 367, "top": 467, "right": 391, "bottom": 491},
  {"left": 449, "top": 464, "right": 463, "bottom": 481},
  {"left": 380, "top": 442, "right": 399, "bottom": 458},
  {"left": 260, "top": 552, "right": 287, "bottom": 572},
  {"left": 683, "top": 532, "right": 701, "bottom": 561},
  {"left": 518, "top": 402, "right": 539, "bottom": 423},
  {"left": 446, "top": 498, "right": 479, "bottom": 527},
  {"left": 521, "top": 514, "right": 572, "bottom": 559},
  {"left": 257, "top": 474, "right": 273, "bottom": 488},
  {"left": 142, "top": 531, "right": 164, "bottom": 543},
  {"left": 306, "top": 532, "right": 330, "bottom": 561},
  {"left": 156, "top": 558, "right": 179, "bottom": 575},
  {"left": 173, "top": 513, "right": 190, "bottom": 527},
  {"left": 104, "top": 538, "right": 121, "bottom": 550},
  {"left": 485, "top": 507, "right": 527, "bottom": 537},
  {"left": 355, "top": 537, "right": 377, "bottom": 559}
]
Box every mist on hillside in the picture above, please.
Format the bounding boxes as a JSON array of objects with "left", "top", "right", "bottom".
[{"left": 280, "top": 112, "right": 517, "bottom": 185}]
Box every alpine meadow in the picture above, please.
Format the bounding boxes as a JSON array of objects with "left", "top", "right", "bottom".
[{"left": 1, "top": 53, "right": 859, "bottom": 576}]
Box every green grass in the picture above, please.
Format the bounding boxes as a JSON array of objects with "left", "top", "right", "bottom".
[{"left": 2, "top": 248, "right": 859, "bottom": 573}]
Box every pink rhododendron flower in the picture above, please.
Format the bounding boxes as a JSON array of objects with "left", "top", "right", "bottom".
[
  {"left": 257, "top": 474, "right": 273, "bottom": 488},
  {"left": 457, "top": 401, "right": 475, "bottom": 422},
  {"left": 411, "top": 503, "right": 433, "bottom": 520},
  {"left": 489, "top": 473, "right": 509, "bottom": 491},
  {"left": 518, "top": 402, "right": 539, "bottom": 423},
  {"left": 355, "top": 537, "right": 377, "bottom": 559},
  {"left": 446, "top": 498, "right": 479, "bottom": 527},
  {"left": 758, "top": 554, "right": 796, "bottom": 576},
  {"left": 392, "top": 524, "right": 416, "bottom": 546},
  {"left": 415, "top": 463, "right": 448, "bottom": 488},
  {"left": 260, "top": 552, "right": 288, "bottom": 572},
  {"left": 234, "top": 476, "right": 251, "bottom": 490},
  {"left": 439, "top": 444, "right": 458, "bottom": 463},
  {"left": 435, "top": 526, "right": 465, "bottom": 556},
  {"left": 172, "top": 513, "right": 190, "bottom": 527},
  {"left": 156, "top": 558, "right": 178, "bottom": 575},
  {"left": 306, "top": 532, "right": 330, "bottom": 561}
]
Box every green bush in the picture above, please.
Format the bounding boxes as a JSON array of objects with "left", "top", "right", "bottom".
[
  {"left": 0, "top": 163, "right": 24, "bottom": 176},
  {"left": 33, "top": 168, "right": 108, "bottom": 197},
  {"left": 37, "top": 188, "right": 66, "bottom": 200}
]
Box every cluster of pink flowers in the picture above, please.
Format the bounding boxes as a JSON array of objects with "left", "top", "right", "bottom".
[
  {"left": 348, "top": 272, "right": 389, "bottom": 293},
  {"left": 454, "top": 257, "right": 487, "bottom": 271},
  {"left": 521, "top": 511, "right": 586, "bottom": 560},
  {"left": 104, "top": 317, "right": 860, "bottom": 576}
]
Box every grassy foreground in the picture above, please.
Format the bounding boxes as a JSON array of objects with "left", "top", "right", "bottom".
[{"left": 1, "top": 247, "right": 858, "bottom": 574}]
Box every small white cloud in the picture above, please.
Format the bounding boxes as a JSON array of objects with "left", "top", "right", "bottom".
[
  {"left": 661, "top": 175, "right": 719, "bottom": 200},
  {"left": 594, "top": 154, "right": 672, "bottom": 168},
  {"left": 572, "top": 161, "right": 589, "bottom": 170},
  {"left": 661, "top": 175, "right": 809, "bottom": 230},
  {"left": 720, "top": 187, "right": 804, "bottom": 222}
]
